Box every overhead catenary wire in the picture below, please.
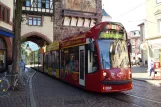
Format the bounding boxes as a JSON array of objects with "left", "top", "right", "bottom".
[{"left": 119, "top": 0, "right": 150, "bottom": 16}]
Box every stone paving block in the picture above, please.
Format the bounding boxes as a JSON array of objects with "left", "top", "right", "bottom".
[
  {"left": 33, "top": 72, "right": 161, "bottom": 107},
  {"left": 0, "top": 68, "right": 33, "bottom": 107}
]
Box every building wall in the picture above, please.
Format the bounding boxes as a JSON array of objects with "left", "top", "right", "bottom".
[
  {"left": 139, "top": 23, "right": 148, "bottom": 66},
  {"left": 21, "top": 16, "right": 53, "bottom": 42},
  {"left": 145, "top": 0, "right": 161, "bottom": 69},
  {"left": 0, "top": 21, "right": 12, "bottom": 31},
  {"left": 54, "top": 0, "right": 102, "bottom": 40},
  {"left": 0, "top": 0, "right": 13, "bottom": 71},
  {"left": 0, "top": 0, "right": 13, "bottom": 31},
  {"left": 130, "top": 30, "right": 141, "bottom": 61},
  {"left": 146, "top": 0, "right": 161, "bottom": 39}
]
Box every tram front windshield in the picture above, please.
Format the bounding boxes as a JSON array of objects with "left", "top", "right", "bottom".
[{"left": 98, "top": 39, "right": 130, "bottom": 69}]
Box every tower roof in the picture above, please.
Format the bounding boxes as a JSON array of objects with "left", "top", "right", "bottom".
[{"left": 102, "top": 9, "right": 111, "bottom": 18}]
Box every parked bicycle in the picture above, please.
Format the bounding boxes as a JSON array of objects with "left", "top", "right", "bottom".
[
  {"left": 0, "top": 72, "right": 10, "bottom": 93},
  {"left": 0, "top": 71, "right": 27, "bottom": 93},
  {"left": 11, "top": 73, "right": 26, "bottom": 90}
]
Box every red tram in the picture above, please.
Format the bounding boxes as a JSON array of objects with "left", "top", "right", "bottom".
[{"left": 34, "top": 22, "right": 132, "bottom": 92}]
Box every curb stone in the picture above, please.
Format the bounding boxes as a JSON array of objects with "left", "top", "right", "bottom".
[
  {"left": 133, "top": 78, "right": 147, "bottom": 82},
  {"left": 29, "top": 69, "right": 37, "bottom": 107}
]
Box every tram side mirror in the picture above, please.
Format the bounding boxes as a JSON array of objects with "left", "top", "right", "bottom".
[
  {"left": 88, "top": 42, "right": 95, "bottom": 52},
  {"left": 88, "top": 38, "right": 95, "bottom": 52}
]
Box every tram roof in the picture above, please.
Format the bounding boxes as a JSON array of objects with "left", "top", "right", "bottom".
[{"left": 44, "top": 22, "right": 126, "bottom": 51}]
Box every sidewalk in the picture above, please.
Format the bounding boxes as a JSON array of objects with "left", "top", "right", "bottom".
[
  {"left": 132, "top": 66, "right": 161, "bottom": 86},
  {"left": 0, "top": 67, "right": 35, "bottom": 107}
]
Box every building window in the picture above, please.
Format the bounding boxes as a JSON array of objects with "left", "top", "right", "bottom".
[
  {"left": 2, "top": 7, "right": 5, "bottom": 21},
  {"left": 157, "top": 0, "right": 161, "bottom": 4},
  {"left": 0, "top": 5, "right": 1, "bottom": 19},
  {"left": 28, "top": 16, "right": 42, "bottom": 26},
  {"left": 0, "top": 3, "right": 10, "bottom": 23},
  {"left": 42, "top": 0, "right": 46, "bottom": 8},
  {"left": 23, "top": 0, "right": 51, "bottom": 8},
  {"left": 46, "top": 0, "right": 50, "bottom": 8},
  {"left": 6, "top": 9, "right": 9, "bottom": 23},
  {"left": 23, "top": 0, "right": 31, "bottom": 7},
  {"left": 38, "top": 0, "right": 42, "bottom": 8},
  {"left": 0, "top": 37, "right": 6, "bottom": 72},
  {"left": 36, "top": 0, "right": 50, "bottom": 8}
]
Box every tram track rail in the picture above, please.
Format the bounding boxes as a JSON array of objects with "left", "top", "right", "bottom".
[
  {"left": 125, "top": 93, "right": 161, "bottom": 104},
  {"left": 107, "top": 94, "right": 141, "bottom": 107},
  {"left": 106, "top": 92, "right": 161, "bottom": 107}
]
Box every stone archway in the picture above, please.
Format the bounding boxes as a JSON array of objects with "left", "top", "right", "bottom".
[{"left": 22, "top": 32, "right": 52, "bottom": 47}]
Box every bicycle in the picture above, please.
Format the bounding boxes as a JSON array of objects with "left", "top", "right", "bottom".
[
  {"left": 0, "top": 72, "right": 26, "bottom": 92},
  {"left": 11, "top": 69, "right": 27, "bottom": 91},
  {"left": 0, "top": 72, "right": 10, "bottom": 93}
]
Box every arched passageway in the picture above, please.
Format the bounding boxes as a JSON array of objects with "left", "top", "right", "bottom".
[
  {"left": 22, "top": 32, "right": 52, "bottom": 47},
  {"left": 21, "top": 32, "right": 52, "bottom": 65}
]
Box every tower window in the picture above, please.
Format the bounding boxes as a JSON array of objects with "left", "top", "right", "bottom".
[{"left": 28, "top": 16, "right": 42, "bottom": 26}]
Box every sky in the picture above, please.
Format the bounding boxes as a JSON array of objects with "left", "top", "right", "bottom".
[
  {"left": 25, "top": 41, "right": 39, "bottom": 51},
  {"left": 102, "top": 0, "right": 146, "bottom": 31}
]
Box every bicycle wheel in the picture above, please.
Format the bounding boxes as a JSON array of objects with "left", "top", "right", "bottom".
[{"left": 0, "top": 78, "right": 10, "bottom": 93}]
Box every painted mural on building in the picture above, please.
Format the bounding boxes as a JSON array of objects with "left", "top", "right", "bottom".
[{"left": 63, "top": 0, "right": 96, "bottom": 13}]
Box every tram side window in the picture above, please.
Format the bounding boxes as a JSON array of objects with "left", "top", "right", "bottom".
[
  {"left": 48, "top": 52, "right": 52, "bottom": 68},
  {"left": 61, "top": 50, "right": 64, "bottom": 70},
  {"left": 70, "top": 51, "right": 79, "bottom": 72},
  {"left": 51, "top": 51, "right": 55, "bottom": 72},
  {"left": 55, "top": 51, "right": 59, "bottom": 69},
  {"left": 44, "top": 54, "right": 46, "bottom": 67},
  {"left": 52, "top": 51, "right": 59, "bottom": 72},
  {"left": 63, "top": 47, "right": 79, "bottom": 73},
  {"left": 44, "top": 54, "right": 48, "bottom": 69}
]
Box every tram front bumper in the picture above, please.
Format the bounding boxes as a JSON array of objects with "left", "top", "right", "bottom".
[{"left": 101, "top": 79, "right": 132, "bottom": 92}]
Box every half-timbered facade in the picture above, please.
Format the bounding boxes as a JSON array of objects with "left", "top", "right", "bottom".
[
  {"left": 21, "top": 0, "right": 102, "bottom": 43},
  {"left": 21, "top": 0, "right": 54, "bottom": 46},
  {"left": 0, "top": 0, "right": 13, "bottom": 72}
]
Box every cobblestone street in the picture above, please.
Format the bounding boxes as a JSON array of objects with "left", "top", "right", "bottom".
[
  {"left": 33, "top": 68, "right": 161, "bottom": 107},
  {"left": 1, "top": 67, "right": 161, "bottom": 107},
  {"left": 0, "top": 68, "right": 34, "bottom": 107}
]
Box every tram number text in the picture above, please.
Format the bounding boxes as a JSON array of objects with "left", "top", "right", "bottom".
[{"left": 105, "top": 86, "right": 112, "bottom": 90}]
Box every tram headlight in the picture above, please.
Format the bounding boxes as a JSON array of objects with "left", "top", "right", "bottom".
[{"left": 103, "top": 72, "right": 107, "bottom": 77}]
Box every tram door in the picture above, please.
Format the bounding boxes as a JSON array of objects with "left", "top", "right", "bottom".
[{"left": 79, "top": 46, "right": 85, "bottom": 86}]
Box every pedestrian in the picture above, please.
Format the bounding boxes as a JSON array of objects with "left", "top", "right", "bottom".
[
  {"left": 149, "top": 60, "right": 155, "bottom": 77},
  {"left": 20, "top": 59, "right": 25, "bottom": 72}
]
